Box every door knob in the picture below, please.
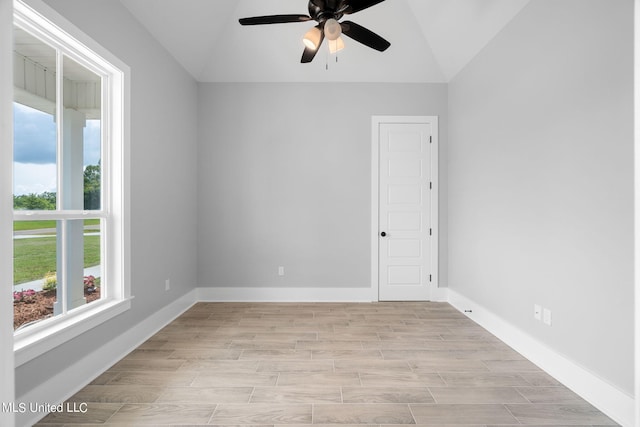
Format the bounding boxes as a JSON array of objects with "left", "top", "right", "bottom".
[{"left": 380, "top": 232, "right": 387, "bottom": 237}]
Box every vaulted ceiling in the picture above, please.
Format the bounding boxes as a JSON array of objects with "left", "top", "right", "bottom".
[{"left": 118, "top": 0, "right": 530, "bottom": 83}]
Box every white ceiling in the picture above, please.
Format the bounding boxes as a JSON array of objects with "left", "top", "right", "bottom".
[{"left": 118, "top": 0, "right": 530, "bottom": 83}]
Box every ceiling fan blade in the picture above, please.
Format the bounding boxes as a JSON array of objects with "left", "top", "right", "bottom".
[
  {"left": 301, "top": 29, "right": 325, "bottom": 63},
  {"left": 340, "top": 20, "right": 390, "bottom": 52},
  {"left": 239, "top": 14, "right": 312, "bottom": 25},
  {"left": 343, "top": 0, "right": 386, "bottom": 15},
  {"left": 301, "top": 46, "right": 319, "bottom": 63}
]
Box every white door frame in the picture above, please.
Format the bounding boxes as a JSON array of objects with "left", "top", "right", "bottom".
[{"left": 371, "top": 116, "right": 439, "bottom": 301}]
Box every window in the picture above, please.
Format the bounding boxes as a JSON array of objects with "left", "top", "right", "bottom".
[{"left": 12, "top": 0, "right": 130, "bottom": 366}]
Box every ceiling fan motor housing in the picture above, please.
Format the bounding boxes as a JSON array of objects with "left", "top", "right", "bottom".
[{"left": 308, "top": 0, "right": 346, "bottom": 23}]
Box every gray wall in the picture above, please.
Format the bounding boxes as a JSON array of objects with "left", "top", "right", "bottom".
[
  {"left": 448, "top": 0, "right": 634, "bottom": 394},
  {"left": 197, "top": 83, "right": 448, "bottom": 289},
  {"left": 16, "top": 0, "right": 199, "bottom": 399}
]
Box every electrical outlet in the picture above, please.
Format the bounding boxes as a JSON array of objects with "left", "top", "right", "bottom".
[
  {"left": 534, "top": 304, "right": 542, "bottom": 321},
  {"left": 543, "top": 308, "right": 552, "bottom": 326},
  {"left": 278, "top": 266, "right": 285, "bottom": 276},
  {"left": 165, "top": 279, "right": 170, "bottom": 291}
]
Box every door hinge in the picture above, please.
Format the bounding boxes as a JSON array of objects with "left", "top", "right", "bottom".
[
  {"left": 429, "top": 228, "right": 432, "bottom": 236},
  {"left": 429, "top": 182, "right": 432, "bottom": 190},
  {"left": 429, "top": 136, "right": 432, "bottom": 143},
  {"left": 429, "top": 274, "right": 432, "bottom": 282}
]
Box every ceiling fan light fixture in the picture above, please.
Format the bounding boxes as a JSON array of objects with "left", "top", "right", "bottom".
[
  {"left": 329, "top": 36, "right": 345, "bottom": 54},
  {"left": 303, "top": 26, "right": 322, "bottom": 50},
  {"left": 324, "top": 18, "right": 342, "bottom": 41},
  {"left": 239, "top": 0, "right": 391, "bottom": 64}
]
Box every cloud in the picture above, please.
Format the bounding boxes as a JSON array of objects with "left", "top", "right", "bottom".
[
  {"left": 13, "top": 162, "right": 57, "bottom": 196},
  {"left": 13, "top": 103, "right": 56, "bottom": 164},
  {"left": 13, "top": 103, "right": 102, "bottom": 166},
  {"left": 84, "top": 120, "right": 101, "bottom": 166},
  {"left": 13, "top": 103, "right": 102, "bottom": 195}
]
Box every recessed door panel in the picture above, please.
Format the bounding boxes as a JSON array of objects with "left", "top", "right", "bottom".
[
  {"left": 388, "top": 212, "right": 422, "bottom": 231},
  {"left": 388, "top": 239, "right": 421, "bottom": 258},
  {"left": 389, "top": 158, "right": 422, "bottom": 177},
  {"left": 388, "top": 185, "right": 421, "bottom": 205},
  {"left": 388, "top": 266, "right": 422, "bottom": 285},
  {"left": 388, "top": 132, "right": 422, "bottom": 153}
]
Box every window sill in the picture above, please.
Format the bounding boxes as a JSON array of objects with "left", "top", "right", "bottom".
[{"left": 14, "top": 296, "right": 133, "bottom": 367}]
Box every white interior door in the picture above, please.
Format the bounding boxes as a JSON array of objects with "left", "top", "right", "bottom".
[{"left": 375, "top": 118, "right": 437, "bottom": 301}]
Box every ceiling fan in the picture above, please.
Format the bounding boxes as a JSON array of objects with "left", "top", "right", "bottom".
[{"left": 239, "top": 0, "right": 390, "bottom": 63}]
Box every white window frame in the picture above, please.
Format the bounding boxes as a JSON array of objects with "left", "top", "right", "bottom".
[{"left": 12, "top": 0, "right": 131, "bottom": 367}]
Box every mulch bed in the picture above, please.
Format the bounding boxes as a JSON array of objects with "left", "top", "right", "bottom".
[{"left": 14, "top": 288, "right": 101, "bottom": 330}]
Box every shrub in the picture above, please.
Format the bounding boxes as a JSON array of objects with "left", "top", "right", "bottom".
[
  {"left": 42, "top": 271, "right": 57, "bottom": 291},
  {"left": 84, "top": 275, "right": 100, "bottom": 294},
  {"left": 13, "top": 289, "right": 37, "bottom": 303}
]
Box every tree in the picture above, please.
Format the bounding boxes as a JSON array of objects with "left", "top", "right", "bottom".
[
  {"left": 83, "top": 163, "right": 100, "bottom": 210},
  {"left": 12, "top": 164, "right": 100, "bottom": 210},
  {"left": 14, "top": 192, "right": 56, "bottom": 210}
]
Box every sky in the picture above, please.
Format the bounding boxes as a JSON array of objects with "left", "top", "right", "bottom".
[{"left": 13, "top": 102, "right": 101, "bottom": 196}]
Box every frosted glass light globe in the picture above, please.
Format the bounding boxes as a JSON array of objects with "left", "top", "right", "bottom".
[
  {"left": 324, "top": 18, "right": 342, "bottom": 41},
  {"left": 329, "top": 36, "right": 345, "bottom": 54},
  {"left": 303, "top": 26, "right": 322, "bottom": 50}
]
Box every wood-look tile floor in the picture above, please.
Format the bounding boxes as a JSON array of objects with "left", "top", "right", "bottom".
[{"left": 35, "top": 302, "right": 619, "bottom": 426}]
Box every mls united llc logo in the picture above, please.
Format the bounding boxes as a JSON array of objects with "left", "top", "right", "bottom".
[{"left": 2, "top": 401, "right": 88, "bottom": 414}]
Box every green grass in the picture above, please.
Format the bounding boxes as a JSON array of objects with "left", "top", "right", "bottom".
[
  {"left": 13, "top": 235, "right": 101, "bottom": 285},
  {"left": 14, "top": 219, "right": 100, "bottom": 231}
]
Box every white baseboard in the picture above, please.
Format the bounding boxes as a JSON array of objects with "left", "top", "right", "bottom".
[
  {"left": 17, "top": 286, "right": 634, "bottom": 427},
  {"left": 447, "top": 288, "right": 635, "bottom": 427},
  {"left": 17, "top": 290, "right": 197, "bottom": 427},
  {"left": 196, "top": 286, "right": 377, "bottom": 302},
  {"left": 197, "top": 285, "right": 450, "bottom": 303}
]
